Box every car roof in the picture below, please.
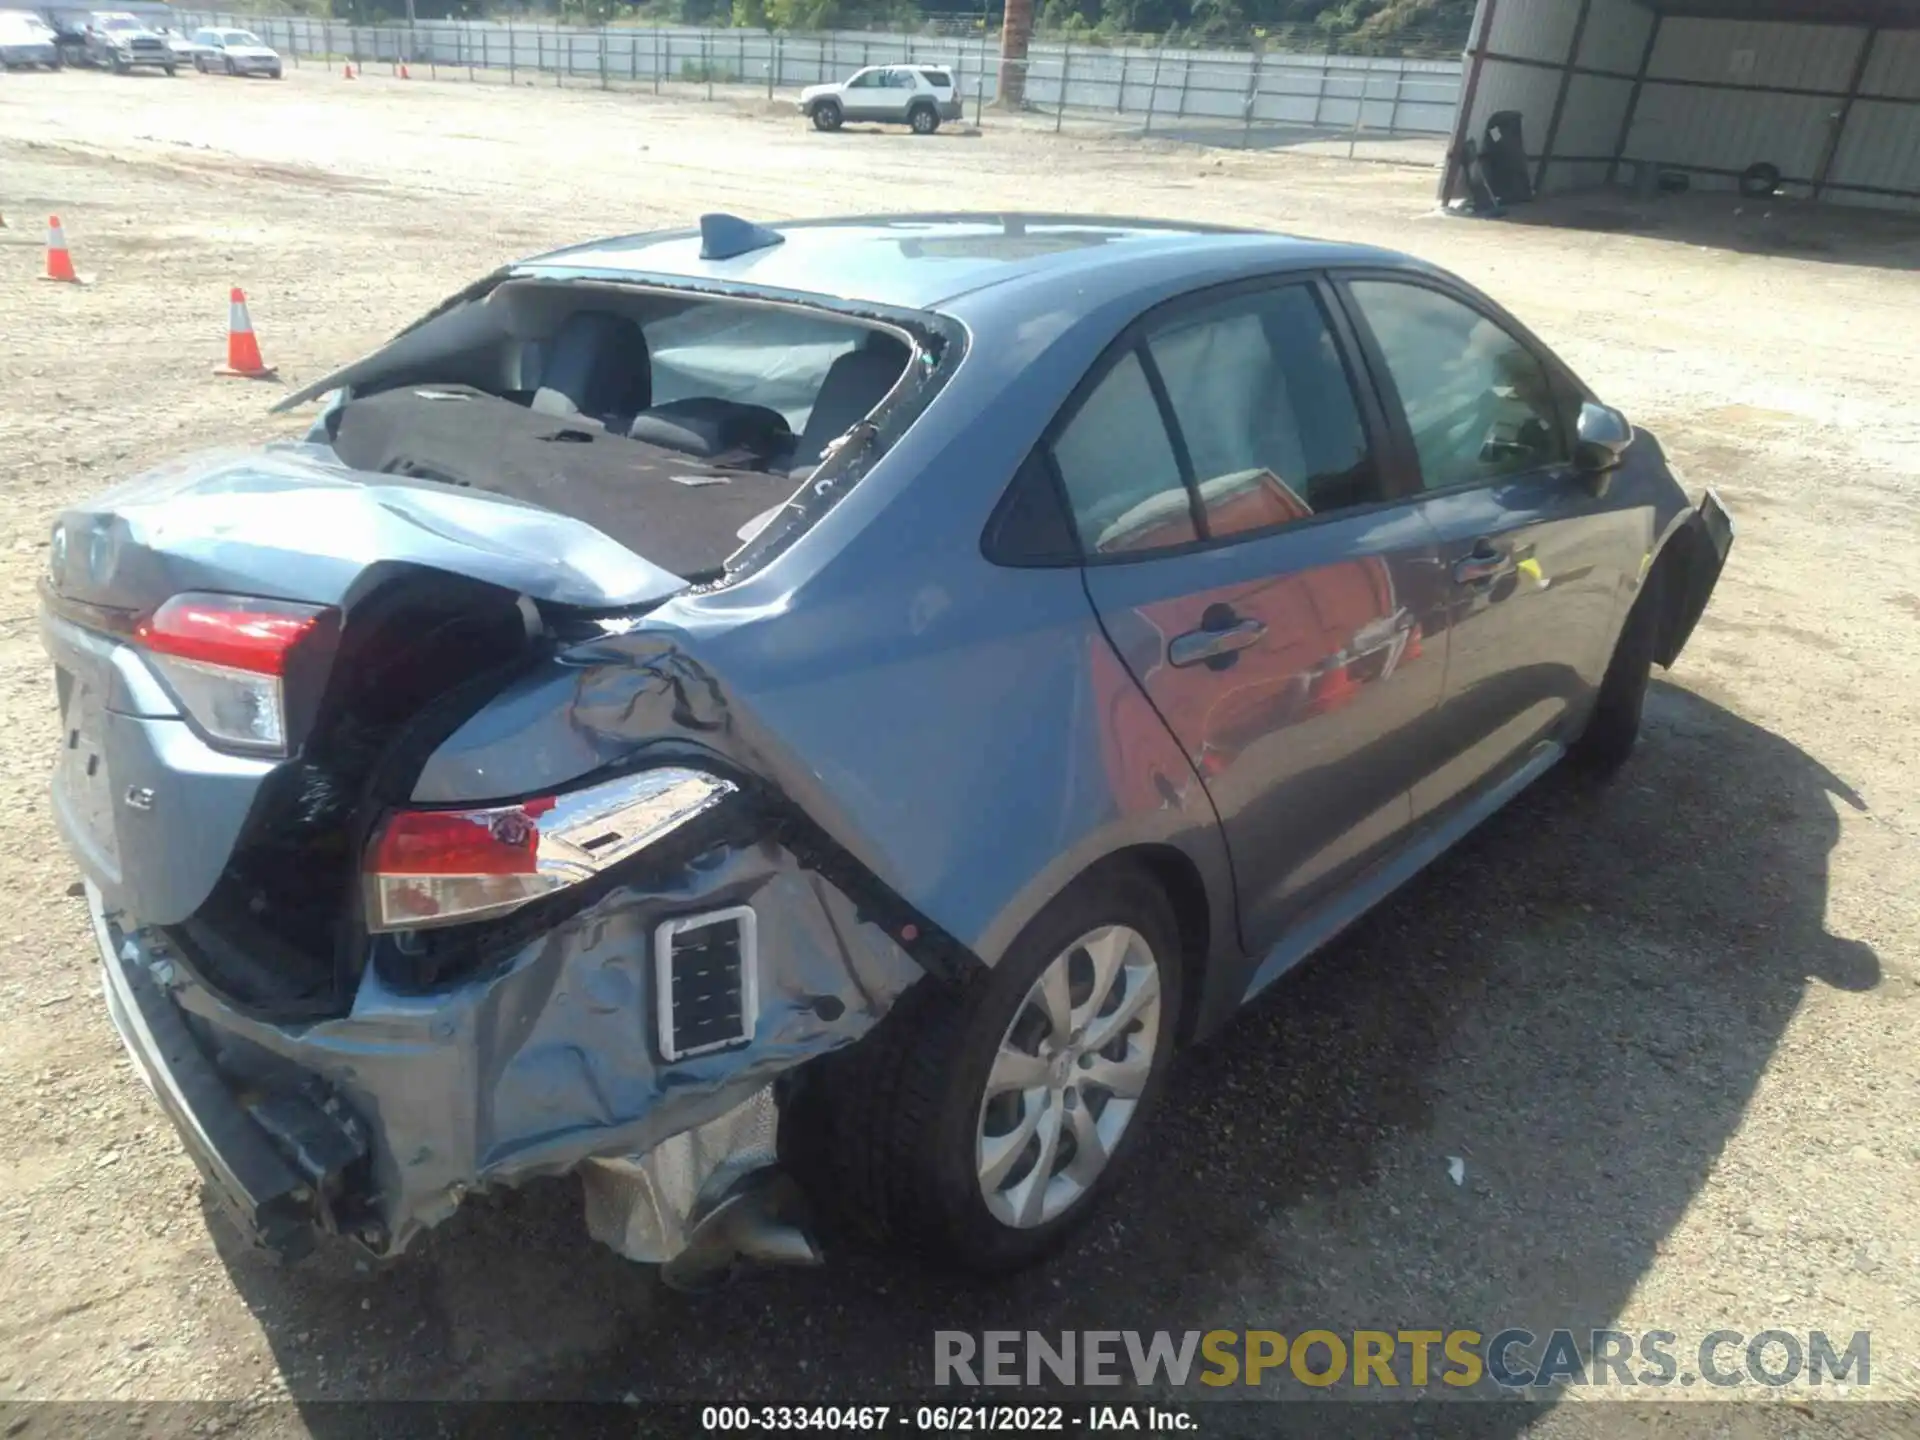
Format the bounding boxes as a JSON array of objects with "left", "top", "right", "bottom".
[{"left": 523, "top": 213, "right": 1410, "bottom": 312}]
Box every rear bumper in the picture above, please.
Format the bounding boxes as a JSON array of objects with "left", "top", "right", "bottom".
[
  {"left": 938, "top": 99, "right": 963, "bottom": 121},
  {"left": 91, "top": 885, "right": 360, "bottom": 1260},
  {"left": 83, "top": 838, "right": 924, "bottom": 1261}
]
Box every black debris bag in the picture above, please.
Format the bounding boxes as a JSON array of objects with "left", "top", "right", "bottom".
[{"left": 1480, "top": 110, "right": 1534, "bottom": 205}]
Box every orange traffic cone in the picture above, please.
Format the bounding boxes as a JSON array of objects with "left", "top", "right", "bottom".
[
  {"left": 1310, "top": 662, "right": 1359, "bottom": 715},
  {"left": 215, "top": 288, "right": 277, "bottom": 380},
  {"left": 41, "top": 214, "right": 84, "bottom": 284}
]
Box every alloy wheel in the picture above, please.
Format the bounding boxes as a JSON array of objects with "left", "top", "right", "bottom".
[{"left": 974, "top": 924, "right": 1161, "bottom": 1229}]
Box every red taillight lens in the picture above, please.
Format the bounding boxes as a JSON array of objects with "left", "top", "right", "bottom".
[
  {"left": 362, "top": 769, "right": 736, "bottom": 932},
  {"left": 135, "top": 594, "right": 325, "bottom": 675},
  {"left": 134, "top": 593, "right": 331, "bottom": 756},
  {"left": 367, "top": 799, "right": 556, "bottom": 877}
]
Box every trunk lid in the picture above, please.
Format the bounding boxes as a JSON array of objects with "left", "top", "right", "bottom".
[
  {"left": 49, "top": 443, "right": 683, "bottom": 614},
  {"left": 43, "top": 445, "right": 685, "bottom": 999}
]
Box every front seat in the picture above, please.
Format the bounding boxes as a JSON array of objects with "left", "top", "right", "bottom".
[
  {"left": 531, "top": 311, "right": 652, "bottom": 423},
  {"left": 793, "top": 332, "right": 910, "bottom": 471}
]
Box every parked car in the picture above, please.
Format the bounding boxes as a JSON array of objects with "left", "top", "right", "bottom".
[
  {"left": 189, "top": 25, "right": 280, "bottom": 77},
  {"left": 37, "top": 6, "right": 86, "bottom": 63},
  {"left": 155, "top": 23, "right": 205, "bottom": 63},
  {"left": 0, "top": 9, "right": 62, "bottom": 66},
  {"left": 82, "top": 9, "right": 174, "bottom": 72},
  {"left": 799, "top": 64, "right": 961, "bottom": 133},
  {"left": 40, "top": 213, "right": 1730, "bottom": 1282}
]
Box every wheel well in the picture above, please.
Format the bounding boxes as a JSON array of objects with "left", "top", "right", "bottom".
[
  {"left": 1112, "top": 845, "right": 1211, "bottom": 1047},
  {"left": 1649, "top": 520, "right": 1702, "bottom": 668}
]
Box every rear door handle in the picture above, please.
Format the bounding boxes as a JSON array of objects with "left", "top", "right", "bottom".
[
  {"left": 1451, "top": 542, "right": 1511, "bottom": 587},
  {"left": 1169, "top": 617, "right": 1266, "bottom": 669}
]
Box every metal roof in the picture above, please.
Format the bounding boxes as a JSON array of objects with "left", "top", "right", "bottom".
[{"left": 524, "top": 213, "right": 1388, "bottom": 311}]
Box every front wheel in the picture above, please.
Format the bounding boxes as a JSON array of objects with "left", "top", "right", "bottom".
[
  {"left": 908, "top": 104, "right": 940, "bottom": 135},
  {"left": 1570, "top": 560, "right": 1666, "bottom": 776},
  {"left": 791, "top": 863, "right": 1182, "bottom": 1273},
  {"left": 810, "top": 99, "right": 842, "bottom": 132}
]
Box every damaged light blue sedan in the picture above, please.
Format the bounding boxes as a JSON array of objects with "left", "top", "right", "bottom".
[{"left": 40, "top": 213, "right": 1731, "bottom": 1284}]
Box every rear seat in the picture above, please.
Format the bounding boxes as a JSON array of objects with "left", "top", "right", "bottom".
[{"left": 790, "top": 333, "right": 912, "bottom": 471}]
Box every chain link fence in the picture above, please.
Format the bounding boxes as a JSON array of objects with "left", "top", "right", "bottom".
[{"left": 175, "top": 11, "right": 1462, "bottom": 163}]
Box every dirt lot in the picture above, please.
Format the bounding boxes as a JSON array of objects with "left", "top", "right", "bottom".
[{"left": 2, "top": 63, "right": 1918, "bottom": 1431}]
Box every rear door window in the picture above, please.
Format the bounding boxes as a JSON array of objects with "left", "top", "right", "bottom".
[
  {"left": 1050, "top": 350, "right": 1196, "bottom": 555},
  {"left": 1044, "top": 281, "right": 1382, "bottom": 560},
  {"left": 1144, "top": 284, "right": 1379, "bottom": 539}
]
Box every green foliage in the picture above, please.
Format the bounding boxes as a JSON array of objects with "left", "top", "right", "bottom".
[
  {"left": 298, "top": 0, "right": 1469, "bottom": 43},
  {"left": 1027, "top": 0, "right": 1473, "bottom": 44}
]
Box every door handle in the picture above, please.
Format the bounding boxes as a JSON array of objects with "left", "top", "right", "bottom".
[
  {"left": 1169, "top": 617, "right": 1266, "bottom": 669},
  {"left": 1451, "top": 542, "right": 1510, "bottom": 588}
]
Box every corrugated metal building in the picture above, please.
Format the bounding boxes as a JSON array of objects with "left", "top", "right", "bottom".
[{"left": 1442, "top": 0, "right": 1920, "bottom": 211}]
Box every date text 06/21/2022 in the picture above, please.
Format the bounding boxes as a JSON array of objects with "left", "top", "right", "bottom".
[{"left": 701, "top": 1405, "right": 1191, "bottom": 1431}]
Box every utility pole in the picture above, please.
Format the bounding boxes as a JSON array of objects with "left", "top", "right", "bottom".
[{"left": 997, "top": 0, "right": 1031, "bottom": 107}]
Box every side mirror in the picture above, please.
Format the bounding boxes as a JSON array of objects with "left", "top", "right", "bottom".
[{"left": 1574, "top": 401, "right": 1631, "bottom": 473}]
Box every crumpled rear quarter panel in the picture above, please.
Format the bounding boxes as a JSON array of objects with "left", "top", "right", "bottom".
[{"left": 170, "top": 839, "right": 921, "bottom": 1252}]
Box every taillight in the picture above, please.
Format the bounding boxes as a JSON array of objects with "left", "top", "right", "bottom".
[
  {"left": 134, "top": 593, "right": 332, "bottom": 756},
  {"left": 363, "top": 767, "right": 736, "bottom": 932}
]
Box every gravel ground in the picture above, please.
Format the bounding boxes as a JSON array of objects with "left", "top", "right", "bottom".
[{"left": 1, "top": 64, "right": 1918, "bottom": 1434}]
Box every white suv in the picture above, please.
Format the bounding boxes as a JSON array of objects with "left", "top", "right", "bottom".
[{"left": 799, "top": 65, "right": 961, "bottom": 135}]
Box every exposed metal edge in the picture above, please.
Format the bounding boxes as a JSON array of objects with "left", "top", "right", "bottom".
[{"left": 89, "top": 884, "right": 318, "bottom": 1259}]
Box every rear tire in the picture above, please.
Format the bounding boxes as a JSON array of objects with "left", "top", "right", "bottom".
[
  {"left": 810, "top": 99, "right": 842, "bottom": 132},
  {"left": 908, "top": 103, "right": 939, "bottom": 134},
  {"left": 163, "top": 63, "right": 176, "bottom": 75},
  {"left": 789, "top": 863, "right": 1182, "bottom": 1274},
  {"left": 1571, "top": 561, "right": 1666, "bottom": 776}
]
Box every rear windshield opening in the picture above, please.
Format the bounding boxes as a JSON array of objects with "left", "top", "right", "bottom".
[{"left": 325, "top": 284, "right": 924, "bottom": 583}]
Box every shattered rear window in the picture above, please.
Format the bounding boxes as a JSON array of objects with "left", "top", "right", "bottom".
[{"left": 320, "top": 281, "right": 958, "bottom": 587}]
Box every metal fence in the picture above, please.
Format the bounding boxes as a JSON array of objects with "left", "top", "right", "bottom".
[{"left": 176, "top": 12, "right": 1462, "bottom": 159}]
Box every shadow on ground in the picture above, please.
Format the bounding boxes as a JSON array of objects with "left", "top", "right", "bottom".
[
  {"left": 207, "top": 682, "right": 1879, "bottom": 1427},
  {"left": 1492, "top": 188, "right": 1920, "bottom": 272}
]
